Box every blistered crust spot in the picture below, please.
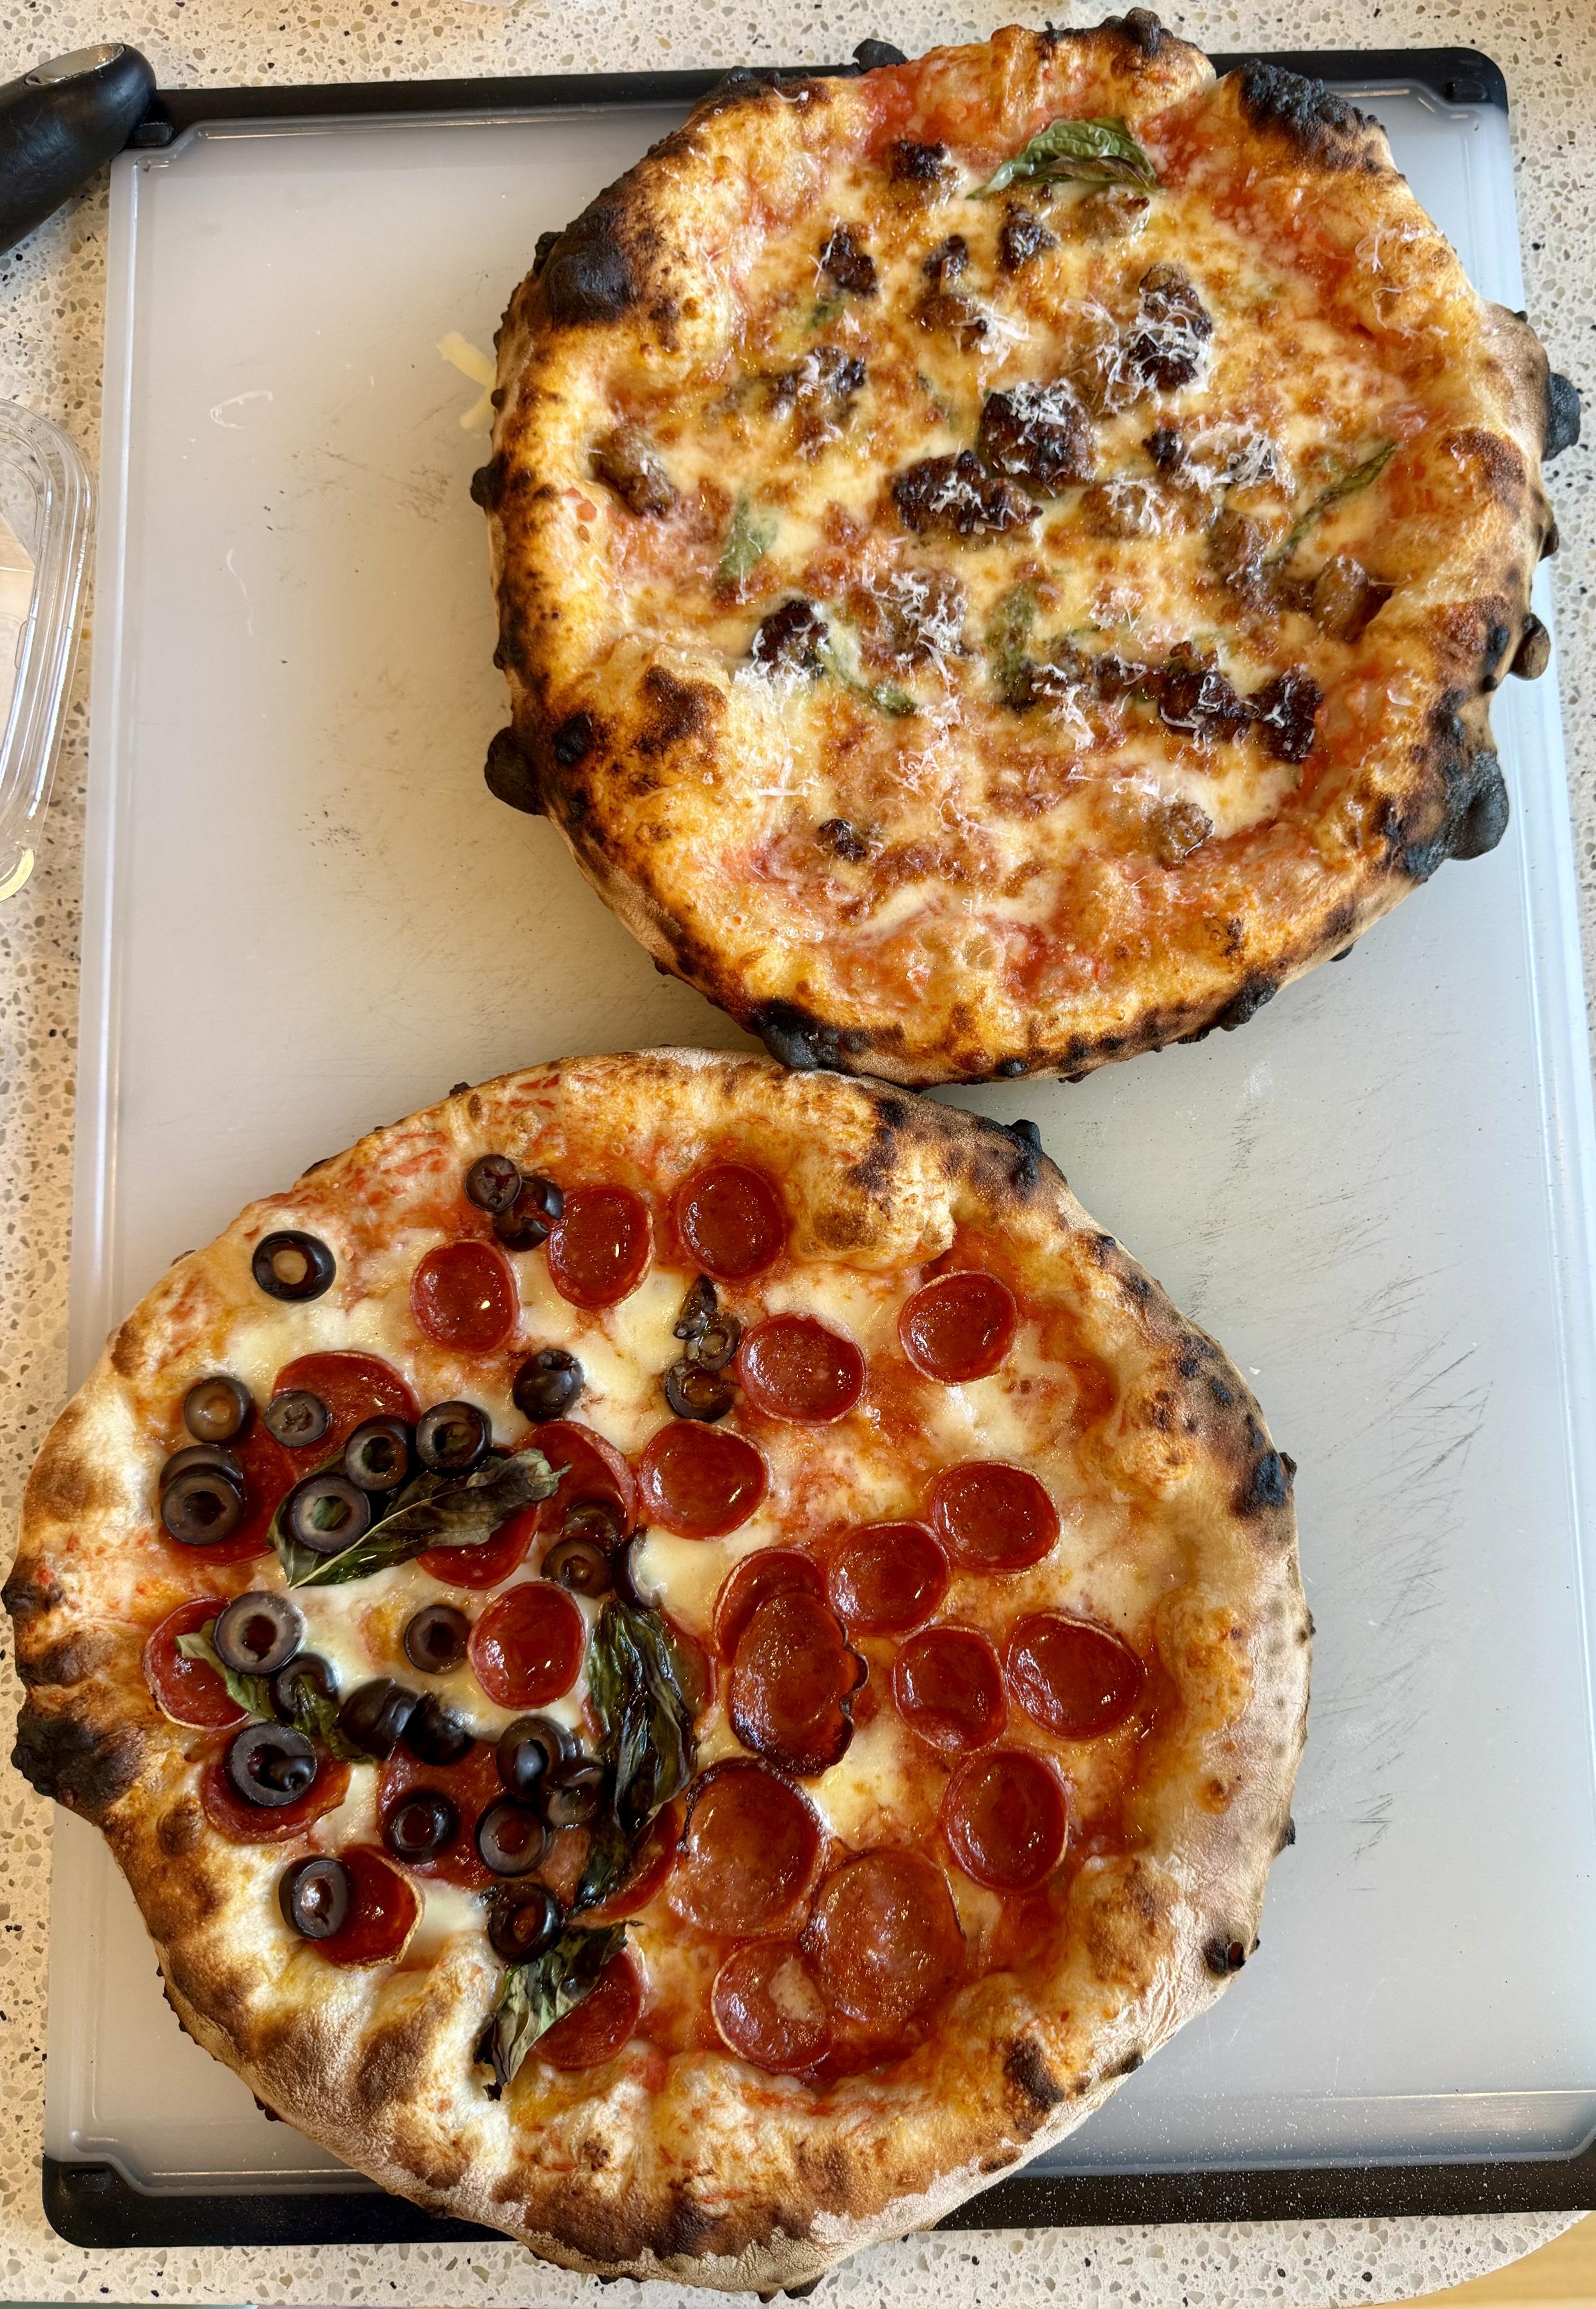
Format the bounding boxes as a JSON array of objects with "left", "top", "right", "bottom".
[{"left": 1233, "top": 62, "right": 1383, "bottom": 171}]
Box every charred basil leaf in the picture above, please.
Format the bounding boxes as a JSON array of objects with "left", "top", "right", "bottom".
[
  {"left": 476, "top": 1922, "right": 628, "bottom": 2094},
  {"left": 1272, "top": 441, "right": 1395, "bottom": 563},
  {"left": 978, "top": 115, "right": 1157, "bottom": 197},
  {"left": 285, "top": 1445, "right": 558, "bottom": 1589},
  {"left": 573, "top": 1599, "right": 698, "bottom": 1914},
  {"left": 176, "top": 1625, "right": 273, "bottom": 1721},
  {"left": 717, "top": 495, "right": 776, "bottom": 593},
  {"left": 176, "top": 1623, "right": 367, "bottom": 1761}
]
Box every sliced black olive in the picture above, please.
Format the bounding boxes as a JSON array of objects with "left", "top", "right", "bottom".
[
  {"left": 272, "top": 1651, "right": 337, "bottom": 1723},
  {"left": 496, "top": 1713, "right": 573, "bottom": 1804},
  {"left": 674, "top": 1274, "right": 718, "bottom": 1340},
  {"left": 403, "top": 1602, "right": 471, "bottom": 1676},
  {"left": 344, "top": 1415, "right": 411, "bottom": 1492},
  {"left": 541, "top": 1535, "right": 612, "bottom": 1596},
  {"left": 414, "top": 1400, "right": 490, "bottom": 1474},
  {"left": 488, "top": 1884, "right": 564, "bottom": 1962},
  {"left": 561, "top": 1498, "right": 624, "bottom": 1550},
  {"left": 183, "top": 1374, "right": 253, "bottom": 1444},
  {"left": 284, "top": 1471, "right": 372, "bottom": 1553},
  {"left": 335, "top": 1676, "right": 418, "bottom": 1759},
  {"left": 465, "top": 1153, "right": 523, "bottom": 1214},
  {"left": 161, "top": 1463, "right": 245, "bottom": 1546},
  {"left": 263, "top": 1388, "right": 331, "bottom": 1449},
  {"left": 227, "top": 1721, "right": 318, "bottom": 1807},
  {"left": 512, "top": 1346, "right": 583, "bottom": 1423},
  {"left": 612, "top": 1533, "right": 664, "bottom": 1610},
  {"left": 402, "top": 1693, "right": 477, "bottom": 1766},
  {"left": 476, "top": 1798, "right": 549, "bottom": 1876},
  {"left": 494, "top": 1198, "right": 550, "bottom": 1250},
  {"left": 160, "top": 1442, "right": 243, "bottom": 1490},
  {"left": 252, "top": 1229, "right": 337, "bottom": 1302},
  {"left": 541, "top": 1755, "right": 610, "bottom": 1829},
  {"left": 214, "top": 1590, "right": 303, "bottom": 1676},
  {"left": 384, "top": 1789, "right": 460, "bottom": 1862},
  {"left": 663, "top": 1360, "right": 735, "bottom": 1422},
  {"left": 279, "top": 1854, "right": 351, "bottom": 1940},
  {"left": 688, "top": 1313, "right": 741, "bottom": 1372}
]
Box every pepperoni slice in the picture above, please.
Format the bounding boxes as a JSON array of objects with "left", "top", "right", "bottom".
[
  {"left": 418, "top": 1503, "right": 537, "bottom": 1588},
  {"left": 827, "top": 1522, "right": 948, "bottom": 1637},
  {"left": 579, "top": 1802, "right": 680, "bottom": 1925},
  {"left": 546, "top": 1186, "right": 651, "bottom": 1309},
  {"left": 273, "top": 1351, "right": 420, "bottom": 1448},
  {"left": 1007, "top": 1612, "right": 1146, "bottom": 1740},
  {"left": 900, "top": 1271, "right": 1018, "bottom": 1383},
  {"left": 315, "top": 1845, "right": 420, "bottom": 1967},
  {"left": 713, "top": 1940, "right": 830, "bottom": 2073},
  {"left": 536, "top": 1948, "right": 642, "bottom": 2071},
  {"left": 410, "top": 1241, "right": 518, "bottom": 1353},
  {"left": 729, "top": 1589, "right": 863, "bottom": 1776},
  {"left": 674, "top": 1162, "right": 787, "bottom": 1281},
  {"left": 810, "top": 1849, "right": 964, "bottom": 2026},
  {"left": 712, "top": 1549, "right": 824, "bottom": 1659},
  {"left": 671, "top": 1763, "right": 822, "bottom": 1936},
  {"left": 738, "top": 1316, "right": 864, "bottom": 1424},
  {"left": 942, "top": 1748, "right": 1068, "bottom": 1892},
  {"left": 892, "top": 1626, "right": 1006, "bottom": 1754},
  {"left": 638, "top": 1422, "right": 768, "bottom": 1539},
  {"left": 142, "top": 1598, "right": 247, "bottom": 1730},
  {"left": 468, "top": 1580, "right": 586, "bottom": 1708},
  {"left": 379, "top": 1737, "right": 502, "bottom": 1890},
  {"left": 200, "top": 1747, "right": 351, "bottom": 1845},
  {"left": 928, "top": 1462, "right": 1060, "bottom": 1572},
  {"left": 534, "top": 1419, "right": 639, "bottom": 1542}
]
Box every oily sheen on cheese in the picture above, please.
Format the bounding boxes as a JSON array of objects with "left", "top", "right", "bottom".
[
  {"left": 7, "top": 1052, "right": 1308, "bottom": 2289},
  {"left": 482, "top": 17, "right": 1567, "bottom": 1087}
]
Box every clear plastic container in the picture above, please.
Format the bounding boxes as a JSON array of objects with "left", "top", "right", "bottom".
[{"left": 0, "top": 401, "right": 92, "bottom": 899}]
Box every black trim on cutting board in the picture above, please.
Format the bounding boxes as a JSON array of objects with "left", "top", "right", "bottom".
[{"left": 48, "top": 39, "right": 1558, "bottom": 2256}]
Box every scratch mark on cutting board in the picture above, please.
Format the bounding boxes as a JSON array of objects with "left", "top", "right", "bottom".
[
  {"left": 224, "top": 549, "right": 255, "bottom": 638},
  {"left": 210, "top": 388, "right": 275, "bottom": 429}
]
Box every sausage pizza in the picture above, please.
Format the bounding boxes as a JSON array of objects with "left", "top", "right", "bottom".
[
  {"left": 479, "top": 15, "right": 1573, "bottom": 1085},
  {"left": 7, "top": 1053, "right": 1307, "bottom": 2287}
]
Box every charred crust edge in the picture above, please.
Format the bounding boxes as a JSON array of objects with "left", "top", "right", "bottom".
[
  {"left": 11, "top": 1700, "right": 141, "bottom": 1818},
  {"left": 1233, "top": 62, "right": 1378, "bottom": 167},
  {"left": 537, "top": 203, "right": 640, "bottom": 329}
]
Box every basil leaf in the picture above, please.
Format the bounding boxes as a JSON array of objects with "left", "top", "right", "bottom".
[
  {"left": 1273, "top": 441, "right": 1396, "bottom": 562},
  {"left": 268, "top": 1448, "right": 343, "bottom": 1587},
  {"left": 978, "top": 115, "right": 1157, "bottom": 197},
  {"left": 718, "top": 495, "right": 776, "bottom": 591},
  {"left": 175, "top": 1626, "right": 273, "bottom": 1720},
  {"left": 291, "top": 1446, "right": 558, "bottom": 1589},
  {"left": 985, "top": 581, "right": 1040, "bottom": 708},
  {"left": 818, "top": 637, "right": 918, "bottom": 719},
  {"left": 476, "top": 1924, "right": 628, "bottom": 2094},
  {"left": 573, "top": 1599, "right": 697, "bottom": 1914}
]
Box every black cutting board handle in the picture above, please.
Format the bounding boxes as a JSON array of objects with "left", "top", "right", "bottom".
[{"left": 0, "top": 43, "right": 154, "bottom": 260}]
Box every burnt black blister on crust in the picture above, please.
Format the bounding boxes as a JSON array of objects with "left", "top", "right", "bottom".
[
  {"left": 852, "top": 38, "right": 908, "bottom": 69},
  {"left": 1235, "top": 1444, "right": 1292, "bottom": 1516},
  {"left": 1106, "top": 8, "right": 1167, "bottom": 55},
  {"left": 1545, "top": 371, "right": 1581, "bottom": 461},
  {"left": 1004, "top": 2036, "right": 1068, "bottom": 2113},
  {"left": 1394, "top": 697, "right": 1511, "bottom": 881},
  {"left": 1235, "top": 63, "right": 1377, "bottom": 169},
  {"left": 12, "top": 1702, "right": 141, "bottom": 1816},
  {"left": 469, "top": 457, "right": 503, "bottom": 513},
  {"left": 484, "top": 727, "right": 544, "bottom": 816},
  {"left": 752, "top": 1001, "right": 849, "bottom": 1072},
  {"left": 539, "top": 203, "right": 639, "bottom": 328}
]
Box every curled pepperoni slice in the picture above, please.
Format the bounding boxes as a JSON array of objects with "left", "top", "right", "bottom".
[
  {"left": 536, "top": 1948, "right": 642, "bottom": 2071},
  {"left": 379, "top": 1736, "right": 502, "bottom": 1890},
  {"left": 674, "top": 1162, "right": 786, "bottom": 1281},
  {"left": 579, "top": 1802, "right": 680, "bottom": 1926},
  {"left": 200, "top": 1746, "right": 351, "bottom": 1846},
  {"left": 892, "top": 1626, "right": 1006, "bottom": 1754},
  {"left": 811, "top": 1849, "right": 964, "bottom": 2026},
  {"left": 942, "top": 1748, "right": 1068, "bottom": 1891},
  {"left": 534, "top": 1418, "right": 639, "bottom": 1542},
  {"left": 273, "top": 1351, "right": 420, "bottom": 1447},
  {"left": 738, "top": 1316, "right": 864, "bottom": 1424},
  {"left": 671, "top": 1762, "right": 822, "bottom": 1936},
  {"left": 900, "top": 1270, "right": 1018, "bottom": 1383},
  {"left": 729, "top": 1589, "right": 864, "bottom": 1776},
  {"left": 411, "top": 1241, "right": 518, "bottom": 1353},
  {"left": 928, "top": 1461, "right": 1060, "bottom": 1572},
  {"left": 827, "top": 1522, "right": 948, "bottom": 1637},
  {"left": 418, "top": 1503, "right": 537, "bottom": 1588},
  {"left": 712, "top": 1549, "right": 824, "bottom": 1660},
  {"left": 468, "top": 1581, "right": 586, "bottom": 1708},
  {"left": 1008, "top": 1612, "right": 1146, "bottom": 1739},
  {"left": 638, "top": 1422, "right": 768, "bottom": 1539},
  {"left": 713, "top": 1940, "right": 830, "bottom": 2073},
  {"left": 547, "top": 1186, "right": 651, "bottom": 1309},
  {"left": 315, "top": 1846, "right": 420, "bottom": 1968},
  {"left": 143, "top": 1598, "right": 248, "bottom": 1730}
]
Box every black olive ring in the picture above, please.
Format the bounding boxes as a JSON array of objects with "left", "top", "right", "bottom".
[
  {"left": 183, "top": 1374, "right": 253, "bottom": 1444},
  {"left": 227, "top": 1721, "right": 318, "bottom": 1808},
  {"left": 252, "top": 1230, "right": 337, "bottom": 1302},
  {"left": 279, "top": 1854, "right": 352, "bottom": 1939},
  {"left": 214, "top": 1590, "right": 303, "bottom": 1676},
  {"left": 283, "top": 1470, "right": 372, "bottom": 1553},
  {"left": 160, "top": 1462, "right": 245, "bottom": 1546}
]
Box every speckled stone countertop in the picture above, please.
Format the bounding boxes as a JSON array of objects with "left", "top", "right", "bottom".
[{"left": 0, "top": 0, "right": 1591, "bottom": 2301}]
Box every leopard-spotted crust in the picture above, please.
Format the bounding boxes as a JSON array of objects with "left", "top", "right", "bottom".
[
  {"left": 7, "top": 1052, "right": 1307, "bottom": 2289},
  {"left": 480, "top": 16, "right": 1564, "bottom": 1086}
]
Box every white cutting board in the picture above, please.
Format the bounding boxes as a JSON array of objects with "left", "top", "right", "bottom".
[{"left": 45, "top": 80, "right": 1596, "bottom": 2196}]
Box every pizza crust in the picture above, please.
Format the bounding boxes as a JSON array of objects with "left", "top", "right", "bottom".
[
  {"left": 480, "top": 18, "right": 1564, "bottom": 1087},
  {"left": 7, "top": 1053, "right": 1307, "bottom": 2287}
]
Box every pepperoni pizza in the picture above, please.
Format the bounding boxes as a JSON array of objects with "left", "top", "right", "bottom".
[
  {"left": 6, "top": 1053, "right": 1307, "bottom": 2287},
  {"left": 479, "top": 15, "right": 1569, "bottom": 1085}
]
